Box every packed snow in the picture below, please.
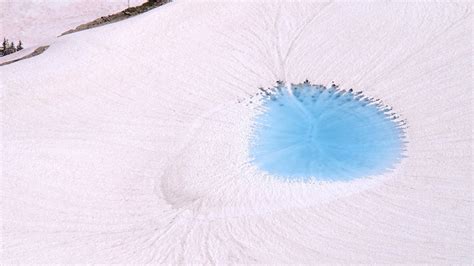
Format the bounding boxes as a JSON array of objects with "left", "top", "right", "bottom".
[
  {"left": 0, "top": 0, "right": 146, "bottom": 48},
  {"left": 1, "top": 1, "right": 472, "bottom": 263}
]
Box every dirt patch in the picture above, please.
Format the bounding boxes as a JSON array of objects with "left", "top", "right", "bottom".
[
  {"left": 60, "top": 0, "right": 170, "bottom": 36},
  {"left": 0, "top": 46, "right": 49, "bottom": 66}
]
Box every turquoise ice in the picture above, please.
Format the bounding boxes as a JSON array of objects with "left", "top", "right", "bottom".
[{"left": 250, "top": 82, "right": 406, "bottom": 181}]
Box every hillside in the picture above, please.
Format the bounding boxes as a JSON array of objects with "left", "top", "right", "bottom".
[{"left": 1, "top": 1, "right": 472, "bottom": 264}]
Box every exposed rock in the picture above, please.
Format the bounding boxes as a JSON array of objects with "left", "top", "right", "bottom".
[
  {"left": 60, "top": 0, "right": 170, "bottom": 36},
  {"left": 0, "top": 45, "right": 49, "bottom": 66}
]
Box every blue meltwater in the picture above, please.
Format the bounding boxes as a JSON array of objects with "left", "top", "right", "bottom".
[{"left": 249, "top": 81, "right": 406, "bottom": 181}]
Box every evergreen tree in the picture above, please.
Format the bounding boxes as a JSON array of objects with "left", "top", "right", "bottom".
[
  {"left": 17, "top": 40, "right": 23, "bottom": 51},
  {"left": 1, "top": 38, "right": 8, "bottom": 56},
  {"left": 8, "top": 41, "right": 17, "bottom": 54},
  {"left": 0, "top": 38, "right": 23, "bottom": 56}
]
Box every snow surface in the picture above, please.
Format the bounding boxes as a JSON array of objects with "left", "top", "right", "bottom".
[
  {"left": 0, "top": 45, "right": 37, "bottom": 65},
  {"left": 0, "top": 0, "right": 146, "bottom": 48},
  {"left": 1, "top": 1, "right": 472, "bottom": 263}
]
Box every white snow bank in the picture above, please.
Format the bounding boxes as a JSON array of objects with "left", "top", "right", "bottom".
[
  {"left": 1, "top": 1, "right": 472, "bottom": 263},
  {"left": 0, "top": 45, "right": 37, "bottom": 65}
]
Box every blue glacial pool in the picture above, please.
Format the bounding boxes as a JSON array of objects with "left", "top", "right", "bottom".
[{"left": 250, "top": 81, "right": 406, "bottom": 181}]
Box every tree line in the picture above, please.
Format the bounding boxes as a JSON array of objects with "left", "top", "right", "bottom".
[{"left": 0, "top": 38, "right": 23, "bottom": 56}]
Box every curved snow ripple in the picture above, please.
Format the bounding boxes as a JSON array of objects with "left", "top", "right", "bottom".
[
  {"left": 158, "top": 97, "right": 380, "bottom": 219},
  {"left": 2, "top": 1, "right": 472, "bottom": 264}
]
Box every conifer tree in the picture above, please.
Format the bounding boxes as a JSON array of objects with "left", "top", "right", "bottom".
[
  {"left": 1, "top": 38, "right": 8, "bottom": 56},
  {"left": 17, "top": 40, "right": 23, "bottom": 51},
  {"left": 8, "top": 41, "right": 17, "bottom": 54}
]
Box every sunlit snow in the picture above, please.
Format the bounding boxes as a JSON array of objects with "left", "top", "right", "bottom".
[{"left": 1, "top": 1, "right": 472, "bottom": 264}]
